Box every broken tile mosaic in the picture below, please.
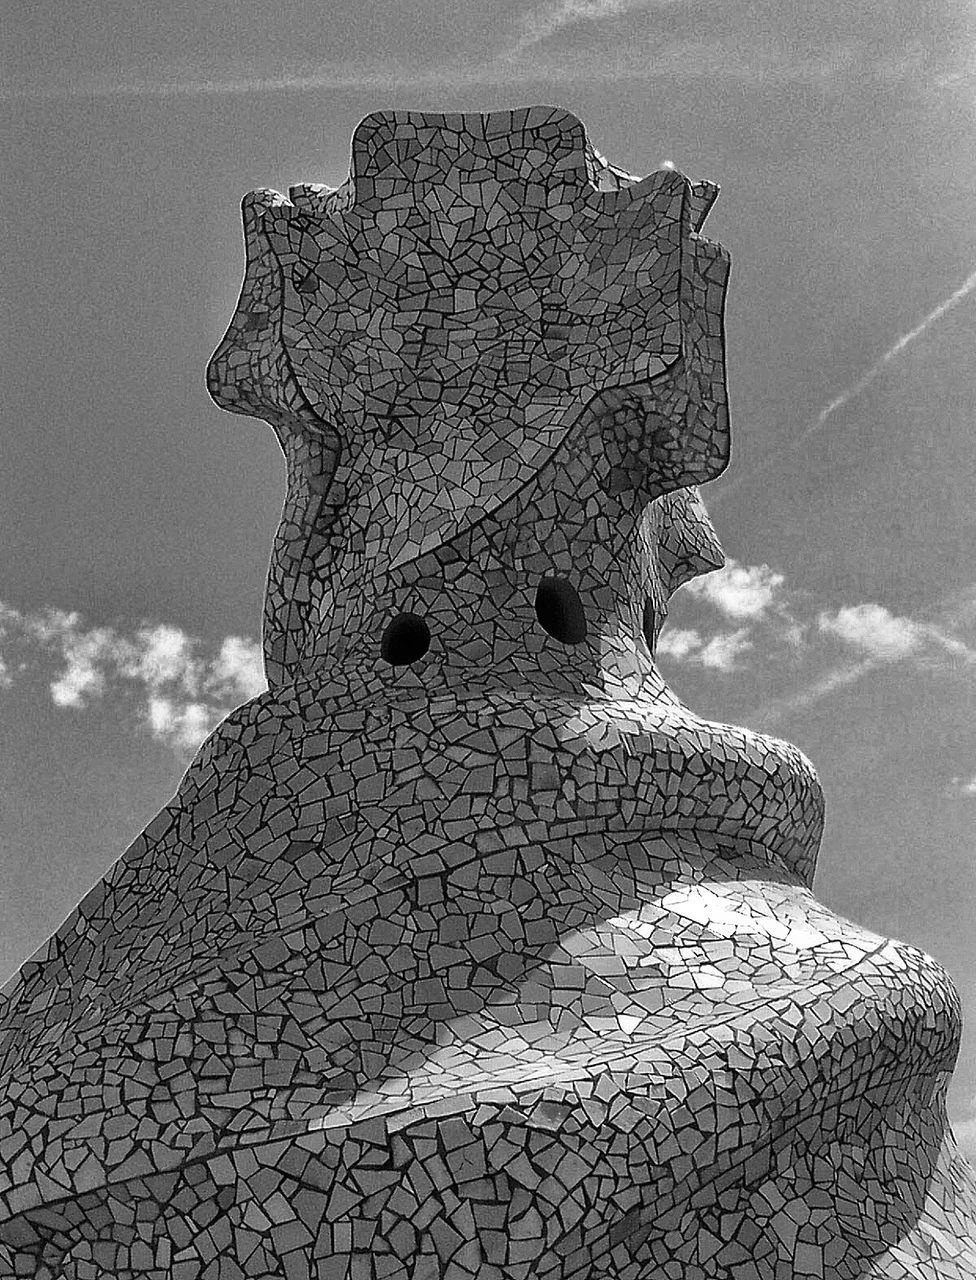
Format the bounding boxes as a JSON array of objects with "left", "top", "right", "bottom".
[{"left": 0, "top": 106, "right": 973, "bottom": 1278}]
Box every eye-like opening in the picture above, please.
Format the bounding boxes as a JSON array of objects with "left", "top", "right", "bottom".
[
  {"left": 535, "top": 578, "right": 587, "bottom": 646},
  {"left": 642, "top": 597, "right": 657, "bottom": 654},
  {"left": 381, "top": 613, "right": 431, "bottom": 666}
]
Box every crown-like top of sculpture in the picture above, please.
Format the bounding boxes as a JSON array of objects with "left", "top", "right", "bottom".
[
  {"left": 344, "top": 105, "right": 648, "bottom": 197},
  {"left": 208, "top": 105, "right": 728, "bottom": 519}
]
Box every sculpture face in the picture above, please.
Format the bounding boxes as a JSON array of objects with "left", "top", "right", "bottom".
[
  {"left": 207, "top": 108, "right": 731, "bottom": 689},
  {"left": 0, "top": 107, "right": 970, "bottom": 1279}
]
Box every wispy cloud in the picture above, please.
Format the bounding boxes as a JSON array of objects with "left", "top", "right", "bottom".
[
  {"left": 694, "top": 628, "right": 754, "bottom": 672},
  {"left": 657, "top": 558, "right": 794, "bottom": 673},
  {"left": 801, "top": 603, "right": 971, "bottom": 724},
  {"left": 659, "top": 562, "right": 976, "bottom": 723},
  {"left": 683, "top": 560, "right": 786, "bottom": 621},
  {"left": 818, "top": 602, "right": 976, "bottom": 667},
  {"left": 0, "top": 37, "right": 882, "bottom": 103},
  {"left": 817, "top": 603, "right": 924, "bottom": 661},
  {"left": 746, "top": 602, "right": 930, "bottom": 721},
  {"left": 0, "top": 601, "right": 264, "bottom": 754},
  {"left": 945, "top": 774, "right": 976, "bottom": 799},
  {"left": 515, "top": 0, "right": 680, "bottom": 50},
  {"left": 657, "top": 625, "right": 753, "bottom": 672}
]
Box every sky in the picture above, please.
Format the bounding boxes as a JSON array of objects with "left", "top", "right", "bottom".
[{"left": 3, "top": 0, "right": 976, "bottom": 1157}]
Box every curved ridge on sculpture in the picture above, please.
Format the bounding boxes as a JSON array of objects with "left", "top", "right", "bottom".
[{"left": 0, "top": 107, "right": 971, "bottom": 1279}]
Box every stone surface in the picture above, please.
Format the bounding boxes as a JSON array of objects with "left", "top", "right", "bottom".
[{"left": 0, "top": 107, "right": 973, "bottom": 1278}]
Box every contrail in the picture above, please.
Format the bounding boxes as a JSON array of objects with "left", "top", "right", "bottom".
[
  {"left": 712, "top": 266, "right": 976, "bottom": 505},
  {"left": 754, "top": 659, "right": 876, "bottom": 726},
  {"left": 798, "top": 266, "right": 976, "bottom": 445},
  {"left": 0, "top": 63, "right": 497, "bottom": 103},
  {"left": 0, "top": 47, "right": 702, "bottom": 102},
  {"left": 920, "top": 626, "right": 976, "bottom": 666},
  {"left": 3, "top": 39, "right": 835, "bottom": 104}
]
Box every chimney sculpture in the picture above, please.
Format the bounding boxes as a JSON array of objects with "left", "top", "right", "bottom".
[{"left": 0, "top": 108, "right": 972, "bottom": 1279}]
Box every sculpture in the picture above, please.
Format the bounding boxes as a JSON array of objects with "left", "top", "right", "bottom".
[{"left": 0, "top": 106, "right": 972, "bottom": 1278}]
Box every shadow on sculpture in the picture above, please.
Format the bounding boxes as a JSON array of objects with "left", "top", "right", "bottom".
[{"left": 0, "top": 107, "right": 972, "bottom": 1279}]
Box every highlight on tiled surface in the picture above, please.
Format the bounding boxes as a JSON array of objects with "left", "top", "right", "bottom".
[{"left": 0, "top": 107, "right": 972, "bottom": 1278}]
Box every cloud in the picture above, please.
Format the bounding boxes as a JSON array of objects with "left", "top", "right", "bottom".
[
  {"left": 745, "top": 586, "right": 976, "bottom": 723},
  {"left": 684, "top": 559, "right": 787, "bottom": 621},
  {"left": 129, "top": 624, "right": 199, "bottom": 693},
  {"left": 945, "top": 774, "right": 976, "bottom": 799},
  {"left": 658, "top": 558, "right": 795, "bottom": 672},
  {"left": 0, "top": 49, "right": 708, "bottom": 102},
  {"left": 147, "top": 698, "right": 219, "bottom": 755},
  {"left": 817, "top": 601, "right": 976, "bottom": 668},
  {"left": 655, "top": 624, "right": 753, "bottom": 672},
  {"left": 0, "top": 600, "right": 265, "bottom": 756},
  {"left": 515, "top": 0, "right": 676, "bottom": 49},
  {"left": 657, "top": 558, "right": 797, "bottom": 675},
  {"left": 207, "top": 635, "right": 267, "bottom": 700},
  {"left": 818, "top": 603, "right": 924, "bottom": 661},
  {"left": 952, "top": 1096, "right": 976, "bottom": 1165},
  {"left": 658, "top": 625, "right": 754, "bottom": 672},
  {"left": 917, "top": 624, "right": 976, "bottom": 666},
  {"left": 658, "top": 562, "right": 976, "bottom": 728},
  {"left": 697, "top": 629, "right": 753, "bottom": 672},
  {"left": 50, "top": 659, "right": 106, "bottom": 708},
  {"left": 655, "top": 626, "right": 703, "bottom": 661}
]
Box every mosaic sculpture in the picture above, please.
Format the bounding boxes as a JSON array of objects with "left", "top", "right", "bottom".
[{"left": 0, "top": 107, "right": 973, "bottom": 1279}]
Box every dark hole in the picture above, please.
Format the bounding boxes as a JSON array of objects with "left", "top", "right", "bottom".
[
  {"left": 642, "top": 597, "right": 656, "bottom": 653},
  {"left": 534, "top": 578, "right": 587, "bottom": 645},
  {"left": 381, "top": 613, "right": 431, "bottom": 666}
]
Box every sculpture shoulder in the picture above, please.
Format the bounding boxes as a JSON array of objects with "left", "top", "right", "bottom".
[
  {"left": 177, "top": 686, "right": 315, "bottom": 790},
  {"left": 0, "top": 688, "right": 309, "bottom": 1027}
]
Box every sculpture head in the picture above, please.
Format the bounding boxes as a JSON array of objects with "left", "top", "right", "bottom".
[
  {"left": 0, "top": 107, "right": 968, "bottom": 1280},
  {"left": 206, "top": 104, "right": 828, "bottom": 889},
  {"left": 208, "top": 107, "right": 731, "bottom": 691}
]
